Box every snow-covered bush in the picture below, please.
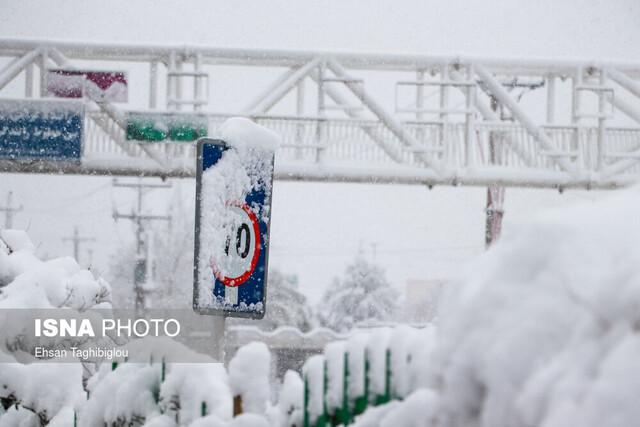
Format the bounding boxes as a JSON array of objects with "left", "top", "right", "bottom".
[
  {"left": 80, "top": 338, "right": 233, "bottom": 427},
  {"left": 0, "top": 230, "right": 112, "bottom": 426},
  {"left": 424, "top": 186, "right": 640, "bottom": 427},
  {"left": 0, "top": 229, "right": 111, "bottom": 312},
  {"left": 344, "top": 186, "right": 640, "bottom": 427}
]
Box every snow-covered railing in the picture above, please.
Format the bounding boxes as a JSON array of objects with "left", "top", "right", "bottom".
[
  {"left": 3, "top": 39, "right": 640, "bottom": 188},
  {"left": 76, "top": 110, "right": 640, "bottom": 187}
]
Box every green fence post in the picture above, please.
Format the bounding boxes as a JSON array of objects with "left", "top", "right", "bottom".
[
  {"left": 73, "top": 411, "right": 77, "bottom": 427},
  {"left": 318, "top": 360, "right": 328, "bottom": 427},
  {"left": 303, "top": 374, "right": 310, "bottom": 427},
  {"left": 161, "top": 357, "right": 166, "bottom": 382},
  {"left": 341, "top": 352, "right": 350, "bottom": 425},
  {"left": 364, "top": 349, "right": 370, "bottom": 410},
  {"left": 201, "top": 401, "right": 207, "bottom": 417},
  {"left": 353, "top": 349, "right": 369, "bottom": 416},
  {"left": 374, "top": 348, "right": 392, "bottom": 406},
  {"left": 111, "top": 361, "right": 118, "bottom": 371},
  {"left": 383, "top": 348, "right": 391, "bottom": 404}
]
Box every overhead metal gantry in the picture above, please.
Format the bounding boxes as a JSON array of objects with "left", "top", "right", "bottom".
[{"left": 1, "top": 38, "right": 640, "bottom": 189}]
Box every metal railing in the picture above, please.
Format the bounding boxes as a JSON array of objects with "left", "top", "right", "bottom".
[{"left": 82, "top": 112, "right": 640, "bottom": 180}]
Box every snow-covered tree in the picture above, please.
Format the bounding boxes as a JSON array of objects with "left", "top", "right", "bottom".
[
  {"left": 317, "top": 255, "right": 398, "bottom": 332},
  {"left": 230, "top": 269, "right": 314, "bottom": 332}
]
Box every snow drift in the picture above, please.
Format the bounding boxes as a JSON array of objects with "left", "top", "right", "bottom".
[{"left": 421, "top": 186, "right": 640, "bottom": 427}]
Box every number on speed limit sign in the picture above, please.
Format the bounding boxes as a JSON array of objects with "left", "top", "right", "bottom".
[{"left": 212, "top": 203, "right": 261, "bottom": 287}]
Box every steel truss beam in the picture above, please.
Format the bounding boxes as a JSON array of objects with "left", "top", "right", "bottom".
[{"left": 0, "top": 39, "right": 640, "bottom": 189}]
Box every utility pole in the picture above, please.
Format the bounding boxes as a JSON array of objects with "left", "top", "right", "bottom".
[
  {"left": 63, "top": 226, "right": 96, "bottom": 263},
  {"left": 0, "top": 191, "right": 23, "bottom": 229},
  {"left": 485, "top": 95, "right": 506, "bottom": 248},
  {"left": 112, "top": 178, "right": 171, "bottom": 315},
  {"left": 484, "top": 78, "right": 544, "bottom": 248}
]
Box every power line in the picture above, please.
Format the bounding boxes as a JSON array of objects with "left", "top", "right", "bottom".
[{"left": 0, "top": 191, "right": 23, "bottom": 229}]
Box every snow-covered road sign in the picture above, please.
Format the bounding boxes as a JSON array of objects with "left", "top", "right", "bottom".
[
  {"left": 193, "top": 119, "right": 278, "bottom": 318},
  {"left": 0, "top": 99, "right": 84, "bottom": 162}
]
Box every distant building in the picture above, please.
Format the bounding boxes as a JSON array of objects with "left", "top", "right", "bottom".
[{"left": 403, "top": 279, "right": 447, "bottom": 322}]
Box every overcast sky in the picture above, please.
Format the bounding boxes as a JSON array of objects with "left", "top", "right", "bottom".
[{"left": 0, "top": 0, "right": 636, "bottom": 304}]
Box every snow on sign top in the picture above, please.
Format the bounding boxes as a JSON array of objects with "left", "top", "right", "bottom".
[
  {"left": 193, "top": 118, "right": 277, "bottom": 318},
  {"left": 220, "top": 117, "right": 280, "bottom": 151}
]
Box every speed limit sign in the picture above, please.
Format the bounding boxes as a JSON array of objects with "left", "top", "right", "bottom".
[
  {"left": 193, "top": 128, "right": 276, "bottom": 318},
  {"left": 213, "top": 203, "right": 261, "bottom": 287}
]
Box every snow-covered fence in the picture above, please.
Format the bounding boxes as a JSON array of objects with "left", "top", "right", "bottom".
[
  {"left": 79, "top": 342, "right": 234, "bottom": 427},
  {"left": 299, "top": 325, "right": 435, "bottom": 427},
  {"left": 77, "top": 339, "right": 279, "bottom": 427}
]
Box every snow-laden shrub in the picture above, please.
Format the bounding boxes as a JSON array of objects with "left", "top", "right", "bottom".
[
  {"left": 80, "top": 338, "right": 233, "bottom": 427},
  {"left": 0, "top": 230, "right": 111, "bottom": 312},
  {"left": 0, "top": 230, "right": 111, "bottom": 426},
  {"left": 425, "top": 186, "right": 640, "bottom": 427}
]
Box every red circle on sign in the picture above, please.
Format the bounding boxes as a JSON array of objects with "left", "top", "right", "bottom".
[{"left": 211, "top": 203, "right": 261, "bottom": 287}]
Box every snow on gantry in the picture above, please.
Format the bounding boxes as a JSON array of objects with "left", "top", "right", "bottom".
[{"left": 194, "top": 117, "right": 278, "bottom": 318}]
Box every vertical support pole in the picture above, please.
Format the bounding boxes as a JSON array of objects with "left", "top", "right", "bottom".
[
  {"left": 439, "top": 65, "right": 450, "bottom": 152},
  {"left": 296, "top": 79, "right": 305, "bottom": 160},
  {"left": 167, "top": 51, "right": 176, "bottom": 110},
  {"left": 572, "top": 66, "right": 584, "bottom": 168},
  {"left": 416, "top": 69, "right": 426, "bottom": 144},
  {"left": 316, "top": 61, "right": 326, "bottom": 163},
  {"left": 25, "top": 63, "right": 33, "bottom": 98},
  {"left": 175, "top": 58, "right": 183, "bottom": 112},
  {"left": 597, "top": 68, "right": 607, "bottom": 171},
  {"left": 194, "top": 53, "right": 203, "bottom": 111},
  {"left": 546, "top": 74, "right": 555, "bottom": 124},
  {"left": 39, "top": 49, "right": 48, "bottom": 97},
  {"left": 212, "top": 316, "right": 226, "bottom": 362},
  {"left": 464, "top": 64, "right": 475, "bottom": 167},
  {"left": 149, "top": 61, "right": 158, "bottom": 109},
  {"left": 201, "top": 401, "right": 208, "bottom": 417},
  {"left": 572, "top": 67, "right": 583, "bottom": 122},
  {"left": 416, "top": 70, "right": 425, "bottom": 121}
]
